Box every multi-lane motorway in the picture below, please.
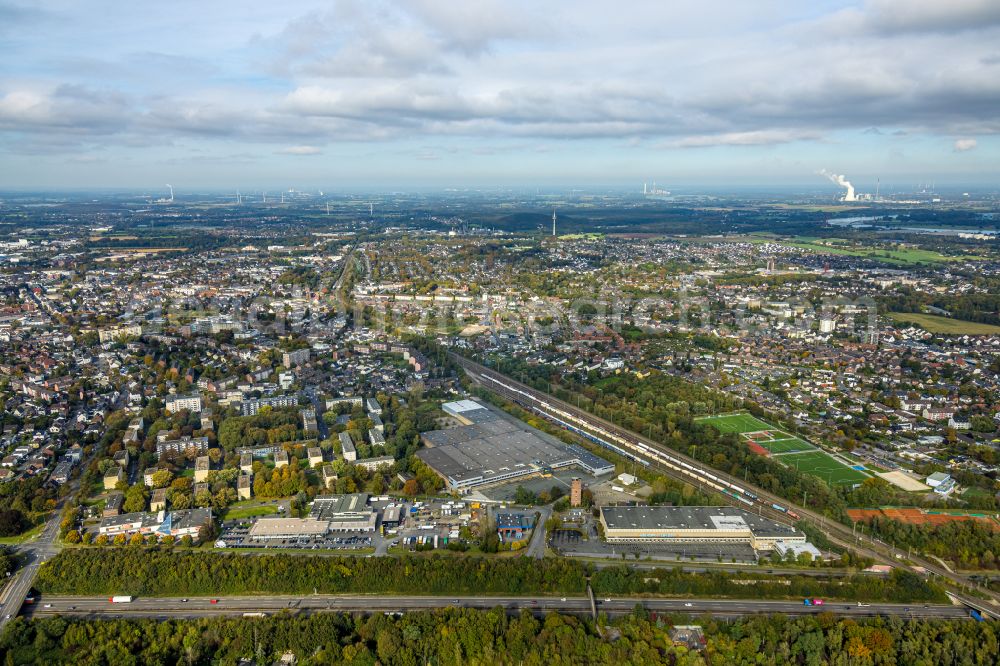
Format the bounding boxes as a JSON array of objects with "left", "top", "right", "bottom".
[
  {"left": 0, "top": 500, "right": 64, "bottom": 630},
  {"left": 25, "top": 595, "right": 971, "bottom": 621}
]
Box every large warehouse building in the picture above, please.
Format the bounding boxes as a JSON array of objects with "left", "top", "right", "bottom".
[
  {"left": 599, "top": 506, "right": 807, "bottom": 551},
  {"left": 417, "top": 399, "right": 614, "bottom": 491}
]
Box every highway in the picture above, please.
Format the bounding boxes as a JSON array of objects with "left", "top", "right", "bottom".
[
  {"left": 0, "top": 502, "right": 63, "bottom": 629},
  {"left": 24, "top": 595, "right": 972, "bottom": 621},
  {"left": 451, "top": 354, "right": 1000, "bottom": 617}
]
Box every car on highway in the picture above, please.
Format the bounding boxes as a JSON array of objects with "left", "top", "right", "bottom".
[
  {"left": 210, "top": 599, "right": 219, "bottom": 604},
  {"left": 560, "top": 598, "right": 566, "bottom": 602},
  {"left": 684, "top": 602, "right": 693, "bottom": 607},
  {"left": 43, "top": 604, "right": 52, "bottom": 608},
  {"left": 181, "top": 599, "right": 188, "bottom": 602}
]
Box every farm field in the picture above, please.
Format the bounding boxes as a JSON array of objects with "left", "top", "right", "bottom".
[
  {"left": 887, "top": 312, "right": 1000, "bottom": 335},
  {"left": 780, "top": 238, "right": 984, "bottom": 266}
]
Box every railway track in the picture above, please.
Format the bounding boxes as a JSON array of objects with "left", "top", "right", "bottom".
[{"left": 451, "top": 353, "right": 999, "bottom": 617}]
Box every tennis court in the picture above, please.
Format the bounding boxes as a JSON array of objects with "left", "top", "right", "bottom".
[{"left": 780, "top": 450, "right": 869, "bottom": 485}]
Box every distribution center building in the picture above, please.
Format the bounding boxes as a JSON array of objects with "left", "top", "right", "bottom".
[
  {"left": 599, "top": 506, "right": 807, "bottom": 551},
  {"left": 417, "top": 399, "right": 614, "bottom": 491}
]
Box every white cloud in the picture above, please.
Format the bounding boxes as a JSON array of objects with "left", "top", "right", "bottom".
[
  {"left": 276, "top": 145, "right": 322, "bottom": 155},
  {"left": 670, "top": 130, "right": 823, "bottom": 148},
  {"left": 1, "top": 0, "right": 999, "bottom": 184}
]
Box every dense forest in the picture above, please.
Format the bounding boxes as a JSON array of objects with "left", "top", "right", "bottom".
[
  {"left": 35, "top": 550, "right": 587, "bottom": 597},
  {"left": 35, "top": 550, "right": 945, "bottom": 603},
  {"left": 591, "top": 566, "right": 945, "bottom": 604},
  {"left": 2, "top": 608, "right": 996, "bottom": 665}
]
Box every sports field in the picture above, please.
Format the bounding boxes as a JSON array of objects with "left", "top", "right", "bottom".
[
  {"left": 756, "top": 435, "right": 814, "bottom": 454},
  {"left": 698, "top": 412, "right": 868, "bottom": 485},
  {"left": 696, "top": 414, "right": 815, "bottom": 454},
  {"left": 695, "top": 413, "right": 773, "bottom": 434},
  {"left": 781, "top": 450, "right": 869, "bottom": 485}
]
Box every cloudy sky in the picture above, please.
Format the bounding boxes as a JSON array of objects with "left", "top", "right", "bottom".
[{"left": 1, "top": 0, "right": 998, "bottom": 190}]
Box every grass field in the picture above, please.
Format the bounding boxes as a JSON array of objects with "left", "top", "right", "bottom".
[
  {"left": 221, "top": 503, "right": 278, "bottom": 520},
  {"left": 695, "top": 413, "right": 773, "bottom": 434},
  {"left": 698, "top": 412, "right": 867, "bottom": 485},
  {"left": 780, "top": 450, "right": 869, "bottom": 485},
  {"left": 758, "top": 436, "right": 814, "bottom": 454},
  {"left": 781, "top": 238, "right": 984, "bottom": 266},
  {"left": 887, "top": 312, "right": 1000, "bottom": 335}
]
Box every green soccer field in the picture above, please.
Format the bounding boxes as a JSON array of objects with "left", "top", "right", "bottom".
[
  {"left": 779, "top": 450, "right": 869, "bottom": 485},
  {"left": 695, "top": 413, "right": 772, "bottom": 434},
  {"left": 758, "top": 437, "right": 814, "bottom": 454}
]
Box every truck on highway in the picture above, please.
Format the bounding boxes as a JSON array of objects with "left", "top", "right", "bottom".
[
  {"left": 803, "top": 598, "right": 824, "bottom": 606},
  {"left": 109, "top": 596, "right": 134, "bottom": 603},
  {"left": 970, "top": 609, "right": 985, "bottom": 622}
]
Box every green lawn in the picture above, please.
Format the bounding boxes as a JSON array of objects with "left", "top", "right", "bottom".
[
  {"left": 887, "top": 312, "right": 1000, "bottom": 335},
  {"left": 758, "top": 437, "right": 814, "bottom": 454},
  {"left": 695, "top": 413, "right": 773, "bottom": 434},
  {"left": 221, "top": 504, "right": 278, "bottom": 520},
  {"left": 0, "top": 523, "right": 45, "bottom": 545},
  {"left": 779, "top": 450, "right": 869, "bottom": 485}
]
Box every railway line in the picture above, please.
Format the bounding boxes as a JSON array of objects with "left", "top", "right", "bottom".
[{"left": 451, "top": 353, "right": 1000, "bottom": 618}]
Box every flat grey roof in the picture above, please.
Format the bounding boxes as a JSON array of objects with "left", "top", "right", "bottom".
[
  {"left": 417, "top": 399, "right": 611, "bottom": 486},
  {"left": 601, "top": 506, "right": 801, "bottom": 539},
  {"left": 310, "top": 493, "right": 371, "bottom": 520}
]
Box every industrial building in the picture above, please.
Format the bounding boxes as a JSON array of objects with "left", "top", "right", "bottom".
[
  {"left": 310, "top": 493, "right": 377, "bottom": 532},
  {"left": 599, "top": 506, "right": 807, "bottom": 551},
  {"left": 247, "top": 517, "right": 330, "bottom": 540},
  {"left": 417, "top": 399, "right": 614, "bottom": 491}
]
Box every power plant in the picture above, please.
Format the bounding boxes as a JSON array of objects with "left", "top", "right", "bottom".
[{"left": 820, "top": 169, "right": 856, "bottom": 202}]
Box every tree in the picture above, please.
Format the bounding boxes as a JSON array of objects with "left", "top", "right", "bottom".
[
  {"left": 0, "top": 510, "right": 28, "bottom": 537},
  {"left": 402, "top": 479, "right": 420, "bottom": 497},
  {"left": 64, "top": 530, "right": 81, "bottom": 544},
  {"left": 123, "top": 485, "right": 149, "bottom": 513},
  {"left": 150, "top": 469, "right": 173, "bottom": 489}
]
